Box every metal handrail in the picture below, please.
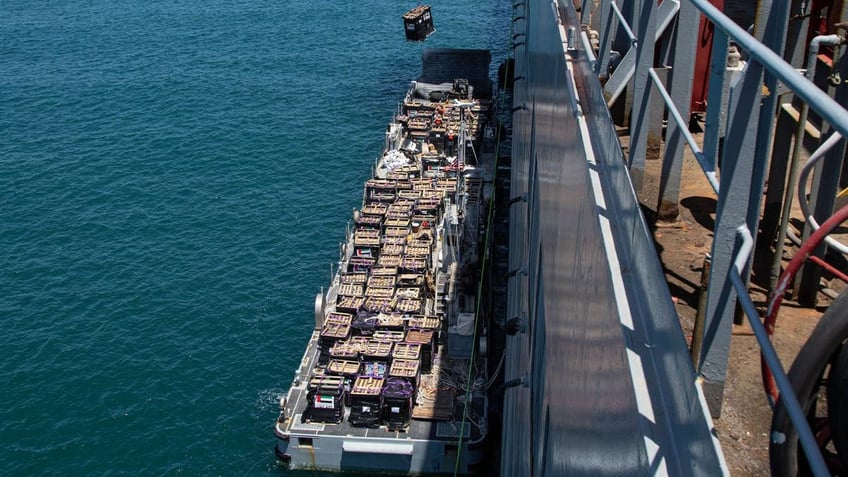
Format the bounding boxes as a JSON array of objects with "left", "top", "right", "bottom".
[
  {"left": 588, "top": 0, "right": 848, "bottom": 473},
  {"left": 730, "top": 226, "right": 830, "bottom": 477},
  {"left": 647, "top": 68, "right": 720, "bottom": 193},
  {"left": 689, "top": 0, "right": 848, "bottom": 138},
  {"left": 609, "top": 1, "right": 637, "bottom": 43}
]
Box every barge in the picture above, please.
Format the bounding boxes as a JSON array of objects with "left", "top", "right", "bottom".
[{"left": 274, "top": 49, "right": 495, "bottom": 475}]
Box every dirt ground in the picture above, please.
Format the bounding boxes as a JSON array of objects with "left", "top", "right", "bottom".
[{"left": 639, "top": 142, "right": 830, "bottom": 475}]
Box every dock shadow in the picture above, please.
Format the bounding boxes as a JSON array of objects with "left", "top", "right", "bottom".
[{"left": 680, "top": 196, "right": 717, "bottom": 231}]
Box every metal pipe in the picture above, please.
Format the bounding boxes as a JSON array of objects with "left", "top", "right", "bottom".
[
  {"left": 769, "top": 34, "right": 843, "bottom": 295},
  {"left": 690, "top": 255, "right": 712, "bottom": 369},
  {"left": 798, "top": 131, "right": 848, "bottom": 254},
  {"left": 763, "top": 203, "right": 848, "bottom": 402},
  {"left": 732, "top": 226, "right": 830, "bottom": 477}
]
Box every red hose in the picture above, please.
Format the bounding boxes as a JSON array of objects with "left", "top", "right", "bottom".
[{"left": 763, "top": 204, "right": 848, "bottom": 404}]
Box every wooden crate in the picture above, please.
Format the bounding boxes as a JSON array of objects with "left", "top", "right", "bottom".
[
  {"left": 327, "top": 359, "right": 360, "bottom": 376},
  {"left": 395, "top": 298, "right": 422, "bottom": 313},
  {"left": 329, "top": 337, "right": 369, "bottom": 359},
  {"left": 307, "top": 375, "right": 345, "bottom": 393},
  {"left": 382, "top": 243, "right": 404, "bottom": 255},
  {"left": 384, "top": 217, "right": 410, "bottom": 228},
  {"left": 351, "top": 376, "right": 384, "bottom": 396},
  {"left": 339, "top": 283, "right": 364, "bottom": 297},
  {"left": 395, "top": 287, "right": 420, "bottom": 299},
  {"left": 376, "top": 313, "right": 404, "bottom": 329},
  {"left": 329, "top": 343, "right": 359, "bottom": 360},
  {"left": 374, "top": 330, "right": 406, "bottom": 342},
  {"left": 362, "top": 297, "right": 395, "bottom": 313},
  {"left": 405, "top": 329, "right": 434, "bottom": 345},
  {"left": 389, "top": 359, "right": 420, "bottom": 379},
  {"left": 361, "top": 340, "right": 393, "bottom": 359},
  {"left": 370, "top": 266, "right": 398, "bottom": 276},
  {"left": 356, "top": 214, "right": 383, "bottom": 227},
  {"left": 408, "top": 315, "right": 441, "bottom": 330},
  {"left": 321, "top": 322, "right": 351, "bottom": 340},
  {"left": 354, "top": 229, "right": 380, "bottom": 246},
  {"left": 367, "top": 276, "right": 396, "bottom": 289},
  {"left": 377, "top": 255, "right": 402, "bottom": 267},
  {"left": 326, "top": 312, "right": 353, "bottom": 325},
  {"left": 365, "top": 286, "right": 394, "bottom": 298},
  {"left": 384, "top": 226, "right": 409, "bottom": 237},
  {"left": 382, "top": 235, "right": 406, "bottom": 245},
  {"left": 399, "top": 257, "right": 427, "bottom": 271},
  {"left": 341, "top": 273, "right": 367, "bottom": 284},
  {"left": 361, "top": 203, "right": 388, "bottom": 216},
  {"left": 404, "top": 245, "right": 430, "bottom": 257},
  {"left": 336, "top": 296, "right": 364, "bottom": 312},
  {"left": 393, "top": 342, "right": 421, "bottom": 360}
]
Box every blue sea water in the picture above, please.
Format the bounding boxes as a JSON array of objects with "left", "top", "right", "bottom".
[{"left": 0, "top": 1, "right": 510, "bottom": 475}]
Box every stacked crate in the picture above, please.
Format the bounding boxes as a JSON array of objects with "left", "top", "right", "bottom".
[
  {"left": 348, "top": 376, "right": 384, "bottom": 428},
  {"left": 303, "top": 375, "right": 346, "bottom": 424}
]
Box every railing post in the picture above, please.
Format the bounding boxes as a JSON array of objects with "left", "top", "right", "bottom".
[
  {"left": 627, "top": 0, "right": 657, "bottom": 191},
  {"left": 657, "top": 0, "right": 700, "bottom": 221},
  {"left": 699, "top": 59, "right": 767, "bottom": 418}
]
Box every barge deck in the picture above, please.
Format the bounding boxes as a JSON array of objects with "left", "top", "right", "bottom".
[{"left": 274, "top": 49, "right": 495, "bottom": 475}]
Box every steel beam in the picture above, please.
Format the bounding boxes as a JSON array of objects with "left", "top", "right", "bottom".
[
  {"left": 657, "top": 0, "right": 700, "bottom": 221},
  {"left": 627, "top": 0, "right": 658, "bottom": 191}
]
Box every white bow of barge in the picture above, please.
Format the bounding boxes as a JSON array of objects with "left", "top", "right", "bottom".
[{"left": 274, "top": 50, "right": 496, "bottom": 475}]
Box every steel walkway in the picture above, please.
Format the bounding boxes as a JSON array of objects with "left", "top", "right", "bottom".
[
  {"left": 501, "top": 1, "right": 725, "bottom": 474},
  {"left": 501, "top": 0, "right": 848, "bottom": 473}
]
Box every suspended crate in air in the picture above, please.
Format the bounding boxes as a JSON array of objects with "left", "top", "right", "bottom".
[{"left": 403, "top": 5, "right": 434, "bottom": 42}]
